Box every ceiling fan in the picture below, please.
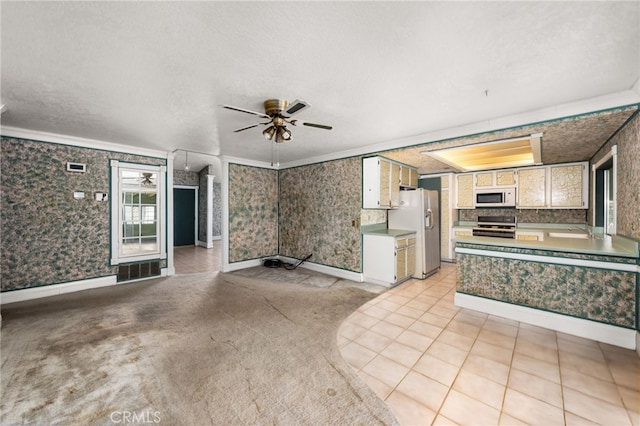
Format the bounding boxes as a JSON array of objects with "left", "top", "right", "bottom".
[
  {"left": 141, "top": 173, "right": 155, "bottom": 186},
  {"left": 222, "top": 99, "right": 332, "bottom": 143}
]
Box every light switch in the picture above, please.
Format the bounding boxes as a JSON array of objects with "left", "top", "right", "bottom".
[{"left": 73, "top": 191, "right": 85, "bottom": 199}]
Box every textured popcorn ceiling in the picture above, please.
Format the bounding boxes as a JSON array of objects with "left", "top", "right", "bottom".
[{"left": 1, "top": 2, "right": 639, "bottom": 169}]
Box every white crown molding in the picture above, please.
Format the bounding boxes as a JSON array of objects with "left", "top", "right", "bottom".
[
  {"left": 1, "top": 126, "right": 169, "bottom": 159},
  {"left": 221, "top": 155, "right": 278, "bottom": 170},
  {"left": 280, "top": 89, "right": 640, "bottom": 169}
]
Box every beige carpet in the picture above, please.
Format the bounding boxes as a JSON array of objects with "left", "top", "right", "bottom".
[{"left": 0, "top": 269, "right": 398, "bottom": 425}]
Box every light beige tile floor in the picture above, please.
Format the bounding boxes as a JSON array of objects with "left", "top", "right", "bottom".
[
  {"left": 174, "top": 241, "right": 221, "bottom": 274},
  {"left": 338, "top": 262, "right": 640, "bottom": 426}
]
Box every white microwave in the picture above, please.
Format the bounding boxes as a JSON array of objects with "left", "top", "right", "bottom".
[{"left": 475, "top": 187, "right": 516, "bottom": 207}]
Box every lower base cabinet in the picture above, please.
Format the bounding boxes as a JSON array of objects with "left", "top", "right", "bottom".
[{"left": 363, "top": 232, "right": 416, "bottom": 287}]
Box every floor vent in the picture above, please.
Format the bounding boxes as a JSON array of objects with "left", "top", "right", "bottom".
[{"left": 118, "top": 261, "right": 161, "bottom": 282}]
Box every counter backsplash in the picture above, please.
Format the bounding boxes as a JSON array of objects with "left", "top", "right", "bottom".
[{"left": 458, "top": 208, "right": 586, "bottom": 224}]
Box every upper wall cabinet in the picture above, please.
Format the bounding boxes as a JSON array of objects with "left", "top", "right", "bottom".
[
  {"left": 455, "top": 173, "right": 475, "bottom": 209},
  {"left": 549, "top": 163, "right": 588, "bottom": 208},
  {"left": 516, "top": 162, "right": 588, "bottom": 209},
  {"left": 363, "top": 156, "right": 418, "bottom": 209},
  {"left": 516, "top": 167, "right": 547, "bottom": 208},
  {"left": 475, "top": 170, "right": 517, "bottom": 188}
]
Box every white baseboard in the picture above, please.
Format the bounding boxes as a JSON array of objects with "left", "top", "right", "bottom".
[
  {"left": 212, "top": 235, "right": 221, "bottom": 241},
  {"left": 196, "top": 240, "right": 214, "bottom": 248},
  {"left": 221, "top": 258, "right": 264, "bottom": 272},
  {"left": 222, "top": 256, "right": 364, "bottom": 282},
  {"left": 455, "top": 292, "right": 636, "bottom": 350},
  {"left": 636, "top": 332, "right": 640, "bottom": 357},
  {"left": 284, "top": 257, "right": 364, "bottom": 282},
  {"left": 1, "top": 276, "right": 117, "bottom": 305},
  {"left": 1, "top": 270, "right": 170, "bottom": 305}
]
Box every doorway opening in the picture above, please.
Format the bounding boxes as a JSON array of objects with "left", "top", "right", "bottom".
[
  {"left": 593, "top": 146, "right": 617, "bottom": 235},
  {"left": 173, "top": 187, "right": 198, "bottom": 246}
]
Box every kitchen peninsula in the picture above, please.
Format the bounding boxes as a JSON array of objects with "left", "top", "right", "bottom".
[{"left": 453, "top": 229, "right": 639, "bottom": 348}]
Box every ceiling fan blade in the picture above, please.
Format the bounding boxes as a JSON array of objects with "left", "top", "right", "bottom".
[
  {"left": 222, "top": 104, "right": 269, "bottom": 118},
  {"left": 233, "top": 124, "right": 260, "bottom": 133},
  {"left": 302, "top": 122, "right": 333, "bottom": 130}
]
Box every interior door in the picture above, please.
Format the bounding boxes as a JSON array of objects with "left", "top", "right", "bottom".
[{"left": 173, "top": 188, "right": 196, "bottom": 246}]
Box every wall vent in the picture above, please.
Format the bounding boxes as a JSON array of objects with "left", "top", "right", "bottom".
[{"left": 117, "top": 261, "right": 161, "bottom": 282}]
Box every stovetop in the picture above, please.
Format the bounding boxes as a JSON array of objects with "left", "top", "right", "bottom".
[{"left": 473, "top": 216, "right": 516, "bottom": 238}]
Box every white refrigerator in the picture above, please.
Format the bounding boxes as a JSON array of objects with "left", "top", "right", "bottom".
[{"left": 388, "top": 189, "right": 440, "bottom": 279}]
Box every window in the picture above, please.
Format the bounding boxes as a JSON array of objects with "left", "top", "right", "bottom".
[{"left": 111, "top": 161, "right": 167, "bottom": 264}]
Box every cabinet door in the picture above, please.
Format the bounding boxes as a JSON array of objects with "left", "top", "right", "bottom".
[
  {"left": 401, "top": 166, "right": 410, "bottom": 186},
  {"left": 517, "top": 167, "right": 547, "bottom": 208},
  {"left": 395, "top": 247, "right": 407, "bottom": 281},
  {"left": 456, "top": 174, "right": 474, "bottom": 208},
  {"left": 409, "top": 168, "right": 418, "bottom": 188},
  {"left": 550, "top": 164, "right": 586, "bottom": 208},
  {"left": 406, "top": 244, "right": 416, "bottom": 277},
  {"left": 379, "top": 159, "right": 391, "bottom": 208},
  {"left": 475, "top": 172, "right": 493, "bottom": 187},
  {"left": 390, "top": 163, "right": 401, "bottom": 207},
  {"left": 496, "top": 170, "right": 516, "bottom": 186}
]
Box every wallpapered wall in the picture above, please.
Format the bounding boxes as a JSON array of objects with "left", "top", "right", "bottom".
[
  {"left": 1, "top": 137, "right": 166, "bottom": 291},
  {"left": 227, "top": 163, "right": 278, "bottom": 262},
  {"left": 197, "top": 165, "right": 222, "bottom": 241},
  {"left": 592, "top": 112, "right": 640, "bottom": 240},
  {"left": 458, "top": 208, "right": 587, "bottom": 223},
  {"left": 173, "top": 169, "right": 199, "bottom": 186},
  {"left": 279, "top": 157, "right": 362, "bottom": 272}
]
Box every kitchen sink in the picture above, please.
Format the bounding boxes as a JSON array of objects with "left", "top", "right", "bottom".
[{"left": 547, "top": 232, "right": 590, "bottom": 239}]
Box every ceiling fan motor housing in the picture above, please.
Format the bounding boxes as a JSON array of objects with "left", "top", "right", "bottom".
[{"left": 264, "top": 99, "right": 288, "bottom": 116}]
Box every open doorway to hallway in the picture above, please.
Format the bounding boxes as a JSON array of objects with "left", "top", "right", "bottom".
[{"left": 173, "top": 241, "right": 221, "bottom": 274}]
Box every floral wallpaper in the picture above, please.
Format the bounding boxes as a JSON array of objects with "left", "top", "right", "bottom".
[
  {"left": 173, "top": 169, "right": 199, "bottom": 186},
  {"left": 456, "top": 242, "right": 636, "bottom": 328},
  {"left": 458, "top": 208, "right": 586, "bottom": 223},
  {"left": 227, "top": 163, "right": 278, "bottom": 262},
  {"left": 279, "top": 157, "right": 362, "bottom": 272},
  {"left": 1, "top": 137, "right": 166, "bottom": 291},
  {"left": 592, "top": 112, "right": 640, "bottom": 240}
]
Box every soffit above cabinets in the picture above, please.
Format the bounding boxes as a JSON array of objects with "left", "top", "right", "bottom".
[
  {"left": 381, "top": 105, "right": 637, "bottom": 175},
  {"left": 422, "top": 133, "right": 542, "bottom": 172}
]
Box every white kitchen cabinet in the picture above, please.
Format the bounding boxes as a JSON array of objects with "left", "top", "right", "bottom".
[
  {"left": 455, "top": 174, "right": 474, "bottom": 209},
  {"left": 515, "top": 230, "right": 544, "bottom": 241},
  {"left": 400, "top": 165, "right": 418, "bottom": 188},
  {"left": 516, "top": 167, "right": 547, "bottom": 208},
  {"left": 452, "top": 227, "right": 473, "bottom": 237},
  {"left": 516, "top": 162, "right": 588, "bottom": 209},
  {"left": 475, "top": 170, "right": 517, "bottom": 187},
  {"left": 363, "top": 232, "right": 416, "bottom": 287},
  {"left": 363, "top": 156, "right": 416, "bottom": 209},
  {"left": 549, "top": 163, "right": 588, "bottom": 208}
]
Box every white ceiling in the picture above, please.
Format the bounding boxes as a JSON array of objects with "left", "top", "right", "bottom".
[{"left": 2, "top": 1, "right": 639, "bottom": 173}]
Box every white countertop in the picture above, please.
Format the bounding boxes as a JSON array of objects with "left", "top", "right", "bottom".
[
  {"left": 454, "top": 231, "right": 639, "bottom": 258},
  {"left": 362, "top": 228, "right": 417, "bottom": 238}
]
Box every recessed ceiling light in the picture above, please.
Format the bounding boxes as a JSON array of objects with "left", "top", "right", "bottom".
[{"left": 423, "top": 133, "right": 542, "bottom": 172}]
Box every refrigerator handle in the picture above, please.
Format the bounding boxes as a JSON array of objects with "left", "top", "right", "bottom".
[{"left": 425, "top": 209, "right": 434, "bottom": 229}]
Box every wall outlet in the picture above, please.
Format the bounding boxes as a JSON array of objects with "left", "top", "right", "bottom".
[{"left": 95, "top": 192, "right": 108, "bottom": 201}]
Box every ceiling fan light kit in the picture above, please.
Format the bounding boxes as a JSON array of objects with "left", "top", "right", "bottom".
[{"left": 224, "top": 98, "right": 332, "bottom": 144}]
